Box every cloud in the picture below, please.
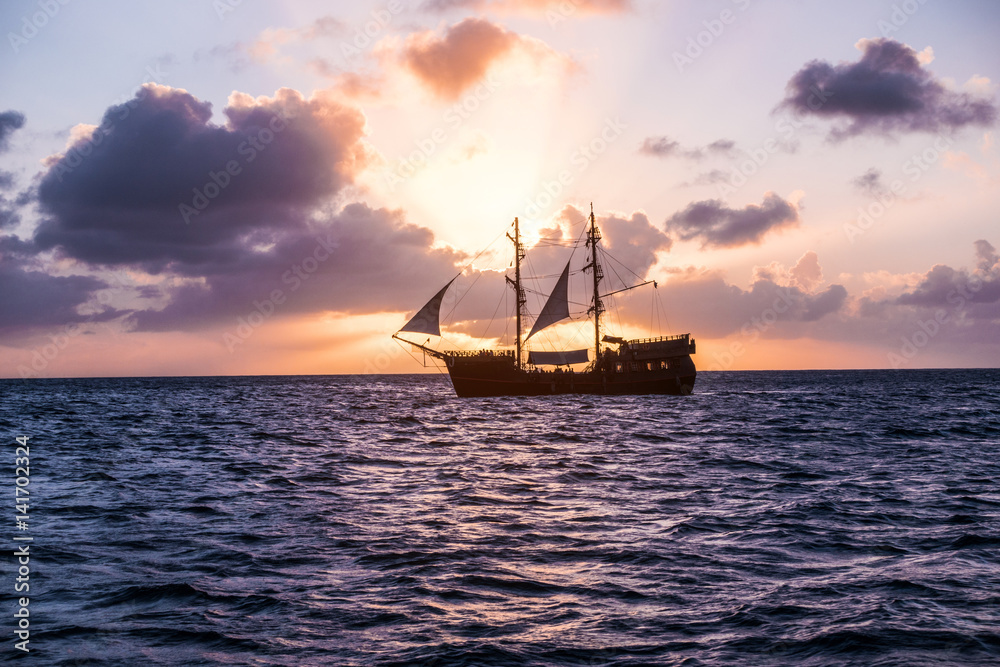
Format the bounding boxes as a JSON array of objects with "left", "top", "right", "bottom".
[
  {"left": 556, "top": 204, "right": 671, "bottom": 279},
  {"left": 646, "top": 269, "right": 847, "bottom": 339},
  {"left": 13, "top": 85, "right": 470, "bottom": 335},
  {"left": 802, "top": 284, "right": 848, "bottom": 321},
  {"left": 400, "top": 17, "right": 568, "bottom": 100},
  {"left": 0, "top": 112, "right": 26, "bottom": 230},
  {"left": 0, "top": 199, "right": 20, "bottom": 230},
  {"left": 455, "top": 130, "right": 491, "bottom": 161},
  {"left": 852, "top": 167, "right": 886, "bottom": 195},
  {"left": 0, "top": 111, "right": 26, "bottom": 152},
  {"left": 129, "top": 203, "right": 465, "bottom": 332},
  {"left": 779, "top": 38, "right": 997, "bottom": 139},
  {"left": 248, "top": 16, "right": 346, "bottom": 61},
  {"left": 683, "top": 169, "right": 731, "bottom": 187},
  {"left": 750, "top": 250, "right": 827, "bottom": 294},
  {"left": 895, "top": 240, "right": 1000, "bottom": 308},
  {"left": 34, "top": 84, "right": 373, "bottom": 272},
  {"left": 665, "top": 192, "right": 800, "bottom": 248},
  {"left": 639, "top": 136, "right": 736, "bottom": 160},
  {"left": 422, "top": 0, "right": 632, "bottom": 15},
  {"left": 0, "top": 236, "right": 125, "bottom": 335},
  {"left": 790, "top": 250, "right": 823, "bottom": 291}
]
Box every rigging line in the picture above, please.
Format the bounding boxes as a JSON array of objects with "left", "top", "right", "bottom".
[
  {"left": 610, "top": 293, "right": 627, "bottom": 341},
  {"left": 650, "top": 284, "right": 655, "bottom": 335},
  {"left": 486, "top": 280, "right": 507, "bottom": 337},
  {"left": 600, "top": 246, "right": 647, "bottom": 283},
  {"left": 599, "top": 245, "right": 630, "bottom": 295},
  {"left": 522, "top": 253, "right": 546, "bottom": 322},
  {"left": 482, "top": 279, "right": 508, "bottom": 342},
  {"left": 532, "top": 240, "right": 579, "bottom": 247},
  {"left": 462, "top": 223, "right": 513, "bottom": 273},
  {"left": 525, "top": 284, "right": 588, "bottom": 299},
  {"left": 443, "top": 267, "right": 484, "bottom": 322},
  {"left": 524, "top": 268, "right": 587, "bottom": 280},
  {"left": 440, "top": 218, "right": 521, "bottom": 324},
  {"left": 503, "top": 282, "right": 509, "bottom": 347},
  {"left": 393, "top": 336, "right": 448, "bottom": 376},
  {"left": 657, "top": 283, "right": 674, "bottom": 335}
]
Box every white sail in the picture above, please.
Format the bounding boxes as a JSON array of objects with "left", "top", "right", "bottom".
[
  {"left": 398, "top": 278, "right": 455, "bottom": 337},
  {"left": 528, "top": 349, "right": 590, "bottom": 365},
  {"left": 526, "top": 259, "right": 572, "bottom": 340}
]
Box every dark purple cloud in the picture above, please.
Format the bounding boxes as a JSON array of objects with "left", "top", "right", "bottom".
[
  {"left": 631, "top": 271, "right": 848, "bottom": 340},
  {"left": 0, "top": 202, "right": 19, "bottom": 230},
  {"left": 0, "top": 236, "right": 125, "bottom": 335},
  {"left": 0, "top": 111, "right": 26, "bottom": 151},
  {"left": 639, "top": 136, "right": 736, "bottom": 160},
  {"left": 129, "top": 203, "right": 463, "bottom": 332},
  {"left": 802, "top": 284, "right": 848, "bottom": 321},
  {"left": 665, "top": 193, "right": 799, "bottom": 248},
  {"left": 2, "top": 85, "right": 466, "bottom": 336},
  {"left": 0, "top": 113, "right": 26, "bottom": 231},
  {"left": 779, "top": 38, "right": 997, "bottom": 139},
  {"left": 896, "top": 240, "right": 1000, "bottom": 308},
  {"left": 34, "top": 85, "right": 372, "bottom": 272}
]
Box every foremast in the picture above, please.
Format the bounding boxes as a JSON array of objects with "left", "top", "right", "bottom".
[
  {"left": 586, "top": 203, "right": 604, "bottom": 367},
  {"left": 506, "top": 217, "right": 527, "bottom": 370}
]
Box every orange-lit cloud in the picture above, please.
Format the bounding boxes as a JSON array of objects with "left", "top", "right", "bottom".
[
  {"left": 422, "top": 0, "right": 632, "bottom": 16},
  {"left": 246, "top": 16, "right": 346, "bottom": 62},
  {"left": 400, "top": 17, "right": 571, "bottom": 100}
]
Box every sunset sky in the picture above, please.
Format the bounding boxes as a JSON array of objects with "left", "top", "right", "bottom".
[{"left": 2, "top": 0, "right": 999, "bottom": 378}]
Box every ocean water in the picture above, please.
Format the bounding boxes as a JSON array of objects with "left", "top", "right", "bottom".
[{"left": 2, "top": 369, "right": 999, "bottom": 666}]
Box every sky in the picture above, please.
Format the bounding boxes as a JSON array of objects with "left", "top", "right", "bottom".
[{"left": 1, "top": 0, "right": 999, "bottom": 378}]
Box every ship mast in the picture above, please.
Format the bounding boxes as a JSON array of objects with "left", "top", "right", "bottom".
[
  {"left": 586, "top": 203, "right": 603, "bottom": 366},
  {"left": 506, "top": 217, "right": 527, "bottom": 369}
]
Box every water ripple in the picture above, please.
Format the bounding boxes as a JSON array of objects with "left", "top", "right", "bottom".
[{"left": 1, "top": 369, "right": 998, "bottom": 665}]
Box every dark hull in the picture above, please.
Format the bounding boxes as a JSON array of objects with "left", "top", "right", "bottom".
[{"left": 445, "top": 355, "right": 696, "bottom": 397}]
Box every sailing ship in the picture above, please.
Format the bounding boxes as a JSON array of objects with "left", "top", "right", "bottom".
[{"left": 393, "top": 205, "right": 696, "bottom": 397}]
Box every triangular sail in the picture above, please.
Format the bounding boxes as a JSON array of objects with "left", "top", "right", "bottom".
[
  {"left": 526, "top": 259, "right": 572, "bottom": 340},
  {"left": 398, "top": 278, "right": 456, "bottom": 337}
]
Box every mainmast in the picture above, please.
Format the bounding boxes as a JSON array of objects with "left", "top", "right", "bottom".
[
  {"left": 586, "top": 203, "right": 604, "bottom": 366},
  {"left": 506, "top": 217, "right": 527, "bottom": 369}
]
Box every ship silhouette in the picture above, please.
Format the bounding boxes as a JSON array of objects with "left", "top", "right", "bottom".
[{"left": 394, "top": 205, "right": 696, "bottom": 397}]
